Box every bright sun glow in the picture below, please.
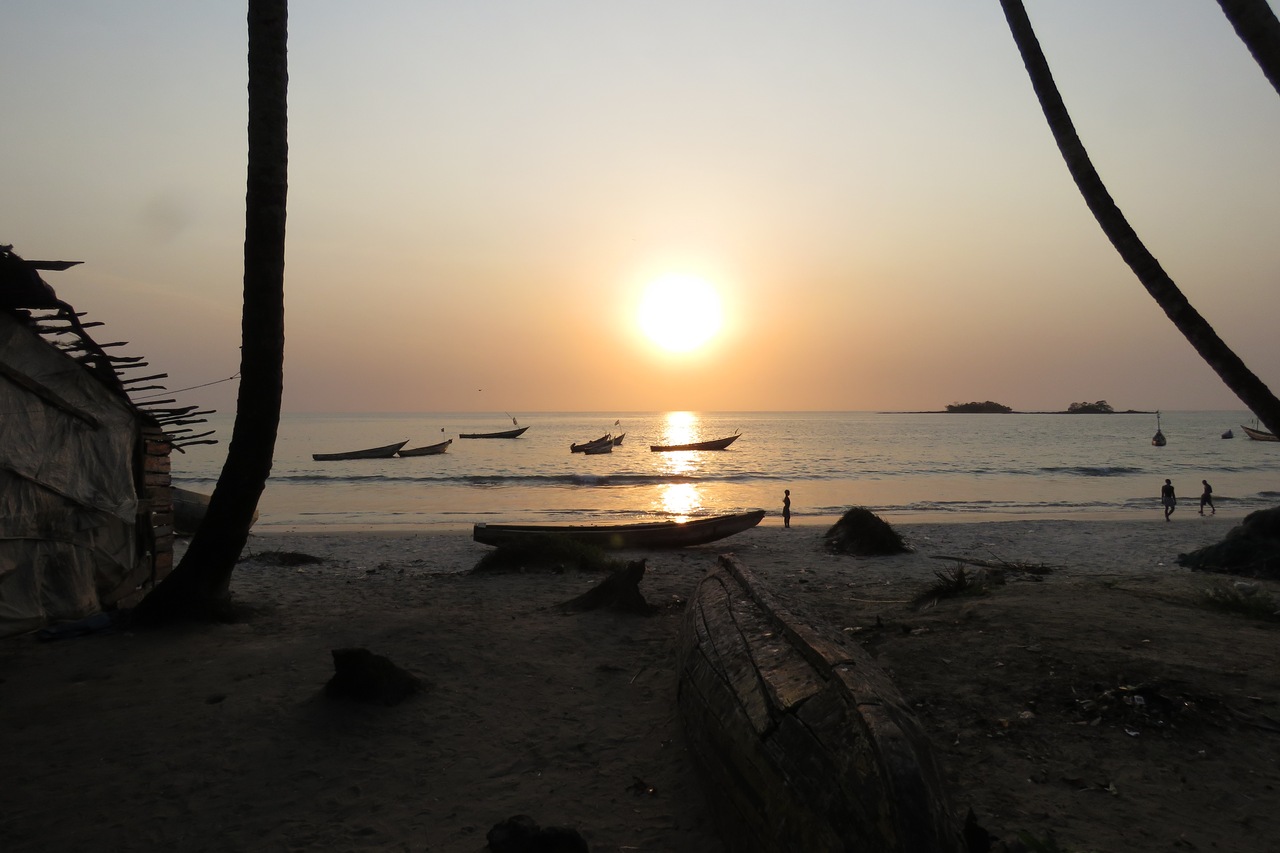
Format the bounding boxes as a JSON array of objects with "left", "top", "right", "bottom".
[{"left": 638, "top": 274, "right": 723, "bottom": 353}]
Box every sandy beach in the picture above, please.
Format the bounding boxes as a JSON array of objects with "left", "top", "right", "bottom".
[{"left": 3, "top": 515, "right": 1278, "bottom": 852}]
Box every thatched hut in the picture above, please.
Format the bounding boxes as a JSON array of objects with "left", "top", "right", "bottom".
[{"left": 0, "top": 246, "right": 213, "bottom": 636}]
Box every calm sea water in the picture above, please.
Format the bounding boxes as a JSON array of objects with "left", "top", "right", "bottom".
[{"left": 171, "top": 411, "right": 1280, "bottom": 531}]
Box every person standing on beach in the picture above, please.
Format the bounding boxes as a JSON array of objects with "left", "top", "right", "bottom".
[
  {"left": 1200, "top": 480, "right": 1215, "bottom": 515},
  {"left": 783, "top": 489, "right": 791, "bottom": 528},
  {"left": 1161, "top": 479, "right": 1177, "bottom": 521}
]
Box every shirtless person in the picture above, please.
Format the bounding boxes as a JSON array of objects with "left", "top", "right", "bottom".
[
  {"left": 1161, "top": 479, "right": 1176, "bottom": 521},
  {"left": 1199, "top": 480, "right": 1215, "bottom": 515}
]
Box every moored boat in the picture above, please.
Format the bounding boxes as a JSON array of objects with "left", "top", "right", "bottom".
[
  {"left": 473, "top": 509, "right": 766, "bottom": 550},
  {"left": 651, "top": 433, "right": 741, "bottom": 452},
  {"left": 398, "top": 438, "right": 452, "bottom": 456},
  {"left": 580, "top": 439, "right": 613, "bottom": 455},
  {"left": 1222, "top": 429, "right": 1234, "bottom": 439},
  {"left": 312, "top": 440, "right": 408, "bottom": 461},
  {"left": 678, "top": 555, "right": 959, "bottom": 851},
  {"left": 1241, "top": 424, "right": 1279, "bottom": 442},
  {"left": 459, "top": 426, "right": 530, "bottom": 439},
  {"left": 1151, "top": 412, "right": 1166, "bottom": 447},
  {"left": 570, "top": 434, "right": 611, "bottom": 452},
  {"left": 611, "top": 433, "right": 625, "bottom": 446}
]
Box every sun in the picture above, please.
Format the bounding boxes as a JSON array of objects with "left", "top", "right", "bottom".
[{"left": 637, "top": 274, "right": 723, "bottom": 353}]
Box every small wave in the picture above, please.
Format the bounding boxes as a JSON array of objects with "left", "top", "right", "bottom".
[{"left": 1038, "top": 465, "right": 1145, "bottom": 477}]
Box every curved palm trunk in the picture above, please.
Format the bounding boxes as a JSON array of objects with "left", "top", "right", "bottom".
[
  {"left": 1216, "top": 0, "right": 1280, "bottom": 97},
  {"left": 999, "top": 0, "right": 1280, "bottom": 438},
  {"left": 135, "top": 0, "right": 288, "bottom": 624}
]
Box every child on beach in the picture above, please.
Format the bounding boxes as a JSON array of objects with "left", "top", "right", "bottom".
[
  {"left": 1161, "top": 479, "right": 1176, "bottom": 521},
  {"left": 1200, "top": 480, "right": 1215, "bottom": 515}
]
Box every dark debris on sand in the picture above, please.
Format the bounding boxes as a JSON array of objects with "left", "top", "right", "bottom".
[
  {"left": 240, "top": 549, "right": 324, "bottom": 567},
  {"left": 823, "top": 506, "right": 913, "bottom": 556},
  {"left": 1177, "top": 506, "right": 1280, "bottom": 580}
]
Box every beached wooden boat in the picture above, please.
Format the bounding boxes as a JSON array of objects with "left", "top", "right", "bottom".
[
  {"left": 171, "top": 487, "right": 259, "bottom": 536},
  {"left": 459, "top": 426, "right": 530, "bottom": 439},
  {"left": 398, "top": 438, "right": 452, "bottom": 456},
  {"left": 312, "top": 440, "right": 408, "bottom": 461},
  {"left": 1241, "top": 424, "right": 1279, "bottom": 442},
  {"left": 571, "top": 434, "right": 611, "bottom": 452},
  {"left": 678, "top": 555, "right": 959, "bottom": 852},
  {"left": 473, "top": 509, "right": 765, "bottom": 550},
  {"left": 651, "top": 433, "right": 741, "bottom": 452}
]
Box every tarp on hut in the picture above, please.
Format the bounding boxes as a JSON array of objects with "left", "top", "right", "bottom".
[{"left": 0, "top": 309, "right": 141, "bottom": 637}]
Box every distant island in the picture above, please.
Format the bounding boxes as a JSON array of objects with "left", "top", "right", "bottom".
[
  {"left": 1063, "top": 400, "right": 1115, "bottom": 414},
  {"left": 926, "top": 399, "right": 1152, "bottom": 414},
  {"left": 945, "top": 401, "right": 1013, "bottom": 413}
]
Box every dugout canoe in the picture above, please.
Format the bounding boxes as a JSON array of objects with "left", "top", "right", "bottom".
[
  {"left": 459, "top": 426, "right": 530, "bottom": 439},
  {"left": 312, "top": 440, "right": 409, "bottom": 461},
  {"left": 472, "top": 509, "right": 765, "bottom": 550},
  {"left": 650, "top": 433, "right": 740, "bottom": 452},
  {"left": 398, "top": 438, "right": 452, "bottom": 456},
  {"left": 1241, "top": 424, "right": 1279, "bottom": 442},
  {"left": 570, "top": 434, "right": 611, "bottom": 452},
  {"left": 678, "top": 555, "right": 959, "bottom": 852},
  {"left": 172, "top": 487, "right": 258, "bottom": 536}
]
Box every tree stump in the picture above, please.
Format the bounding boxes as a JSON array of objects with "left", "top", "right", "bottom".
[
  {"left": 324, "top": 647, "right": 423, "bottom": 705},
  {"left": 557, "top": 559, "right": 656, "bottom": 615}
]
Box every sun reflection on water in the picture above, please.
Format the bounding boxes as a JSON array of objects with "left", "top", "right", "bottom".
[
  {"left": 655, "top": 412, "right": 700, "bottom": 476},
  {"left": 657, "top": 482, "right": 701, "bottom": 519}
]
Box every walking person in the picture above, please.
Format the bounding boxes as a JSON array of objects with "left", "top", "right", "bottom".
[
  {"left": 1161, "top": 479, "right": 1177, "bottom": 522},
  {"left": 782, "top": 489, "right": 791, "bottom": 529},
  {"left": 1199, "top": 480, "right": 1215, "bottom": 515}
]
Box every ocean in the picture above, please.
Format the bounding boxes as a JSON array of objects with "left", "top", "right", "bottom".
[{"left": 171, "top": 410, "right": 1280, "bottom": 531}]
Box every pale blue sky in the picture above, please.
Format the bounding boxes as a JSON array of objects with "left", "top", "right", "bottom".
[{"left": 3, "top": 1, "right": 1278, "bottom": 413}]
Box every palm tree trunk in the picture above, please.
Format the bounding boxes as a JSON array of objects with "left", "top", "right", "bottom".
[
  {"left": 999, "top": 0, "right": 1280, "bottom": 437},
  {"left": 1216, "top": 0, "right": 1280, "bottom": 97},
  {"left": 135, "top": 0, "right": 288, "bottom": 623}
]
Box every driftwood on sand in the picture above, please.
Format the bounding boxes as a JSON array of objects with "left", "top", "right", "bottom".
[{"left": 929, "top": 554, "right": 1055, "bottom": 575}]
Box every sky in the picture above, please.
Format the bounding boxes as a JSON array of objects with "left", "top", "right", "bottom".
[{"left": 3, "top": 1, "right": 1279, "bottom": 415}]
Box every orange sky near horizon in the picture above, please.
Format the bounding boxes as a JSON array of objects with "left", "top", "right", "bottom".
[{"left": 4, "top": 1, "right": 1279, "bottom": 416}]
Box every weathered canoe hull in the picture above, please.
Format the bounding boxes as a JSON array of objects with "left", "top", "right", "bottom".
[
  {"left": 398, "top": 439, "right": 452, "bottom": 456},
  {"left": 651, "top": 434, "right": 740, "bottom": 452},
  {"left": 459, "top": 426, "right": 530, "bottom": 439},
  {"left": 473, "top": 509, "right": 765, "bottom": 550},
  {"left": 312, "top": 440, "right": 409, "bottom": 461},
  {"left": 678, "top": 556, "right": 959, "bottom": 852},
  {"left": 1241, "top": 425, "right": 1279, "bottom": 442},
  {"left": 172, "top": 487, "right": 258, "bottom": 536}
]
